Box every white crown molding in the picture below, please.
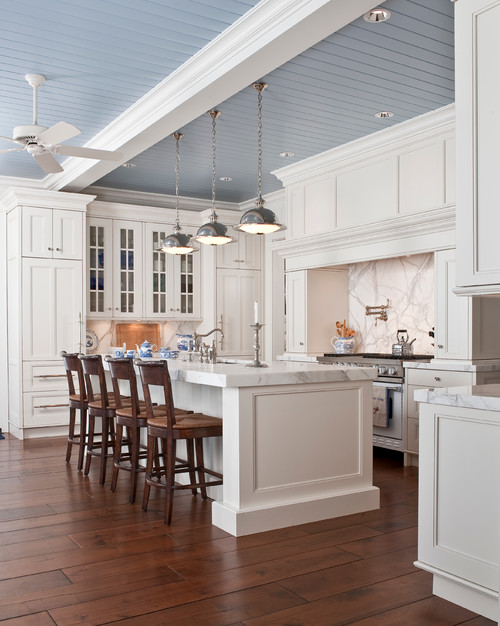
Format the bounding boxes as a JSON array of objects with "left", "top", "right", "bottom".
[
  {"left": 0, "top": 175, "right": 46, "bottom": 191},
  {"left": 273, "top": 103, "right": 456, "bottom": 186},
  {"left": 42, "top": 0, "right": 380, "bottom": 193},
  {"left": 84, "top": 185, "right": 240, "bottom": 213},
  {"left": 0, "top": 187, "right": 95, "bottom": 213},
  {"left": 271, "top": 206, "right": 456, "bottom": 262}
]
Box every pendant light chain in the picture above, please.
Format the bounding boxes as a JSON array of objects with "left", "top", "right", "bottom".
[
  {"left": 257, "top": 84, "right": 263, "bottom": 202},
  {"left": 173, "top": 131, "right": 183, "bottom": 228},
  {"left": 209, "top": 109, "right": 221, "bottom": 221}
]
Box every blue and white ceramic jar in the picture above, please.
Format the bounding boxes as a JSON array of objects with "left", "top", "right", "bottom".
[
  {"left": 176, "top": 334, "right": 193, "bottom": 351},
  {"left": 332, "top": 336, "right": 355, "bottom": 354}
]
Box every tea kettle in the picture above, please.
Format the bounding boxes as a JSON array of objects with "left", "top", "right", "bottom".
[
  {"left": 135, "top": 340, "right": 157, "bottom": 358},
  {"left": 392, "top": 329, "right": 416, "bottom": 356}
]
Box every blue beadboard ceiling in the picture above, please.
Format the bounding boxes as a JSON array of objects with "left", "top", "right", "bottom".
[{"left": 0, "top": 0, "right": 454, "bottom": 204}]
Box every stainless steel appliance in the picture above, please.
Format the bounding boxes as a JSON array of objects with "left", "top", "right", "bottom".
[{"left": 317, "top": 353, "right": 432, "bottom": 451}]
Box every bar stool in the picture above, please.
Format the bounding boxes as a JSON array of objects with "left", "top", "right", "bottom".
[
  {"left": 60, "top": 351, "right": 87, "bottom": 471},
  {"left": 137, "top": 360, "right": 223, "bottom": 525},
  {"left": 79, "top": 354, "right": 130, "bottom": 486}
]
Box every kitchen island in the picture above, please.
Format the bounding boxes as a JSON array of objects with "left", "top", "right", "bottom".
[
  {"left": 139, "top": 358, "right": 380, "bottom": 536},
  {"left": 414, "top": 384, "right": 500, "bottom": 622}
]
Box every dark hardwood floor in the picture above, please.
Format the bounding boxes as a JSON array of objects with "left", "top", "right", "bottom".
[{"left": 0, "top": 434, "right": 494, "bottom": 625}]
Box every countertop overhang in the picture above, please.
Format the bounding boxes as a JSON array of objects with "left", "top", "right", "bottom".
[
  {"left": 115, "top": 358, "right": 378, "bottom": 388},
  {"left": 414, "top": 383, "right": 500, "bottom": 411}
]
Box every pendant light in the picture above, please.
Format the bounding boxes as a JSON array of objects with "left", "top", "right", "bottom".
[
  {"left": 160, "top": 132, "right": 196, "bottom": 254},
  {"left": 234, "top": 82, "right": 286, "bottom": 235},
  {"left": 194, "top": 110, "right": 232, "bottom": 245}
]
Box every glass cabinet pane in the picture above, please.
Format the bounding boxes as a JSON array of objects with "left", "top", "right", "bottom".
[
  {"left": 89, "top": 225, "right": 106, "bottom": 313},
  {"left": 151, "top": 230, "right": 167, "bottom": 314},
  {"left": 119, "top": 228, "right": 137, "bottom": 313}
]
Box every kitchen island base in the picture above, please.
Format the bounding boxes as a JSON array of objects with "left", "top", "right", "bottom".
[{"left": 171, "top": 376, "right": 380, "bottom": 537}]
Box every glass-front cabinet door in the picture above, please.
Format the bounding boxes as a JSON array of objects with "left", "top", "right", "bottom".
[
  {"left": 112, "top": 220, "right": 143, "bottom": 318},
  {"left": 87, "top": 217, "right": 112, "bottom": 317},
  {"left": 145, "top": 223, "right": 201, "bottom": 319}
]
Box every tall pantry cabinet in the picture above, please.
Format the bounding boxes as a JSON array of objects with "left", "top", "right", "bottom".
[{"left": 2, "top": 189, "right": 94, "bottom": 439}]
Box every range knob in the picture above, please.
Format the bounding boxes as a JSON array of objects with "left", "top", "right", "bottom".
[
  {"left": 387, "top": 367, "right": 397, "bottom": 375},
  {"left": 378, "top": 366, "right": 387, "bottom": 375}
]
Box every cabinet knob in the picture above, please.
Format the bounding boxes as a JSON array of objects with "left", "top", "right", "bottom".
[
  {"left": 299, "top": 341, "right": 304, "bottom": 346},
  {"left": 56, "top": 247, "right": 61, "bottom": 251},
  {"left": 48, "top": 247, "right": 53, "bottom": 251},
  {"left": 437, "top": 344, "right": 444, "bottom": 349},
  {"left": 107, "top": 307, "right": 112, "bottom": 310},
  {"left": 434, "top": 376, "right": 441, "bottom": 382}
]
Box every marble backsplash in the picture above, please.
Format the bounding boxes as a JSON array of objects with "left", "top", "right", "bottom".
[
  {"left": 86, "top": 319, "right": 198, "bottom": 355},
  {"left": 348, "top": 253, "right": 435, "bottom": 355}
]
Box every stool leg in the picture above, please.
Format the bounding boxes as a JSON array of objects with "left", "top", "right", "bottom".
[
  {"left": 110, "top": 422, "right": 123, "bottom": 493},
  {"left": 195, "top": 438, "right": 208, "bottom": 500},
  {"left": 186, "top": 440, "right": 197, "bottom": 496},
  {"left": 129, "top": 425, "right": 140, "bottom": 504},
  {"left": 99, "top": 416, "right": 109, "bottom": 486},
  {"left": 165, "top": 438, "right": 176, "bottom": 525},
  {"left": 142, "top": 432, "right": 155, "bottom": 512},
  {"left": 77, "top": 407, "right": 87, "bottom": 471},
  {"left": 84, "top": 414, "right": 95, "bottom": 476},
  {"left": 66, "top": 406, "right": 76, "bottom": 463}
]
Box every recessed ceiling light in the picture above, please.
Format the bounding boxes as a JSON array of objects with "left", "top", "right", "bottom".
[
  {"left": 375, "top": 111, "right": 394, "bottom": 119},
  {"left": 279, "top": 151, "right": 295, "bottom": 157},
  {"left": 122, "top": 162, "right": 136, "bottom": 168},
  {"left": 363, "top": 8, "right": 391, "bottom": 23},
  {"left": 219, "top": 176, "right": 232, "bottom": 181}
]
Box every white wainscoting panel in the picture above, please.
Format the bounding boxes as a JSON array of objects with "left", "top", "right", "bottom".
[{"left": 399, "top": 142, "right": 445, "bottom": 214}]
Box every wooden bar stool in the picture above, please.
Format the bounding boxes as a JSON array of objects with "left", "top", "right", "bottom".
[
  {"left": 60, "top": 351, "right": 87, "bottom": 471},
  {"left": 137, "top": 360, "right": 223, "bottom": 525},
  {"left": 79, "top": 354, "right": 130, "bottom": 486}
]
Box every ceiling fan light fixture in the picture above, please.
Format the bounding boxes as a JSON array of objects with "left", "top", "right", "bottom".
[
  {"left": 235, "top": 82, "right": 286, "bottom": 236},
  {"left": 160, "top": 132, "right": 196, "bottom": 255},
  {"left": 194, "top": 110, "right": 232, "bottom": 246}
]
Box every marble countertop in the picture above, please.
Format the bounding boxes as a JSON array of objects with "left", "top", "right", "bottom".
[
  {"left": 414, "top": 383, "right": 500, "bottom": 411},
  {"left": 404, "top": 359, "right": 500, "bottom": 372},
  {"left": 116, "top": 358, "right": 377, "bottom": 389}
]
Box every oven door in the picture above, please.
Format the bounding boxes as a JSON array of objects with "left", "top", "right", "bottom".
[{"left": 372, "top": 381, "right": 404, "bottom": 450}]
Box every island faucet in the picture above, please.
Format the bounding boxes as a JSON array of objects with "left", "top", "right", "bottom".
[{"left": 193, "top": 328, "right": 224, "bottom": 363}]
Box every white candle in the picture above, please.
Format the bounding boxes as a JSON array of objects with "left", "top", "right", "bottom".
[{"left": 254, "top": 301, "right": 259, "bottom": 324}]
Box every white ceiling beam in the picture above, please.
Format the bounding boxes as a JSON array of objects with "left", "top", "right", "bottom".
[{"left": 47, "top": 0, "right": 383, "bottom": 193}]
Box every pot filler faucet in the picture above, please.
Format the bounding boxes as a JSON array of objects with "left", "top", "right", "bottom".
[{"left": 192, "top": 328, "right": 224, "bottom": 363}]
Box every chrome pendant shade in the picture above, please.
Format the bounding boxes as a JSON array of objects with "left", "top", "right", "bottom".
[
  {"left": 234, "top": 82, "right": 286, "bottom": 235},
  {"left": 161, "top": 132, "right": 196, "bottom": 255},
  {"left": 194, "top": 110, "right": 232, "bottom": 246}
]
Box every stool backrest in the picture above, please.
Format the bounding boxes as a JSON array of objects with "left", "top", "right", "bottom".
[
  {"left": 107, "top": 357, "right": 141, "bottom": 415},
  {"left": 60, "top": 351, "right": 86, "bottom": 402},
  {"left": 79, "top": 354, "right": 110, "bottom": 408},
  {"left": 136, "top": 360, "right": 176, "bottom": 427}
]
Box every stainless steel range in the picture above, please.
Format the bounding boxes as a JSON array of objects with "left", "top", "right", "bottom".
[{"left": 318, "top": 353, "right": 432, "bottom": 451}]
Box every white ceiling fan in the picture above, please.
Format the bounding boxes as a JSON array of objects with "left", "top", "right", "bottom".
[{"left": 0, "top": 74, "right": 123, "bottom": 174}]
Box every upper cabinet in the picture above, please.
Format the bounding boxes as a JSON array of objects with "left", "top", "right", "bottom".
[
  {"left": 455, "top": 0, "right": 500, "bottom": 293},
  {"left": 216, "top": 232, "right": 262, "bottom": 270},
  {"left": 22, "top": 206, "right": 83, "bottom": 260},
  {"left": 87, "top": 216, "right": 201, "bottom": 320}
]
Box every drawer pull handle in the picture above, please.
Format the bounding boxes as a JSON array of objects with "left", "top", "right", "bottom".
[
  {"left": 437, "top": 344, "right": 444, "bottom": 349},
  {"left": 34, "top": 374, "right": 67, "bottom": 378},
  {"left": 34, "top": 403, "right": 69, "bottom": 409},
  {"left": 434, "top": 376, "right": 441, "bottom": 382}
]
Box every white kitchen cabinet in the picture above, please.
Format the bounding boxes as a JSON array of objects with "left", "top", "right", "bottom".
[
  {"left": 144, "top": 223, "right": 201, "bottom": 319},
  {"left": 22, "top": 206, "right": 83, "bottom": 260},
  {"left": 2, "top": 190, "right": 91, "bottom": 439},
  {"left": 416, "top": 399, "right": 500, "bottom": 621},
  {"left": 216, "top": 232, "right": 262, "bottom": 270},
  {"left": 217, "top": 268, "right": 260, "bottom": 357},
  {"left": 285, "top": 268, "right": 349, "bottom": 355},
  {"left": 455, "top": 0, "right": 500, "bottom": 293},
  {"left": 404, "top": 366, "right": 500, "bottom": 461},
  {"left": 22, "top": 258, "right": 83, "bottom": 360},
  {"left": 87, "top": 217, "right": 112, "bottom": 316},
  {"left": 435, "top": 249, "right": 500, "bottom": 360}
]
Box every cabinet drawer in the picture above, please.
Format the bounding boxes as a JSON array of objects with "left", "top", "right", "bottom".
[
  {"left": 24, "top": 391, "right": 70, "bottom": 427},
  {"left": 406, "top": 416, "right": 419, "bottom": 453},
  {"left": 406, "top": 368, "right": 473, "bottom": 388},
  {"left": 23, "top": 362, "right": 71, "bottom": 392}
]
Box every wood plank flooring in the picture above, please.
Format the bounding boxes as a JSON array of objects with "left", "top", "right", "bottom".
[{"left": 0, "top": 434, "right": 494, "bottom": 625}]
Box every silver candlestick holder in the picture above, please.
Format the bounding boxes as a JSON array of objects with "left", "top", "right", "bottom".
[{"left": 246, "top": 323, "right": 268, "bottom": 368}]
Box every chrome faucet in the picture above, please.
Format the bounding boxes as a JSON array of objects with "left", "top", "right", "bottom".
[{"left": 193, "top": 328, "right": 224, "bottom": 363}]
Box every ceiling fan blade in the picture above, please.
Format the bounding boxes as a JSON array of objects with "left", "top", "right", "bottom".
[
  {"left": 33, "top": 151, "right": 64, "bottom": 174},
  {"left": 37, "top": 121, "right": 81, "bottom": 145},
  {"left": 54, "top": 144, "right": 123, "bottom": 161},
  {"left": 0, "top": 147, "right": 24, "bottom": 154},
  {"left": 0, "top": 135, "right": 20, "bottom": 144}
]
